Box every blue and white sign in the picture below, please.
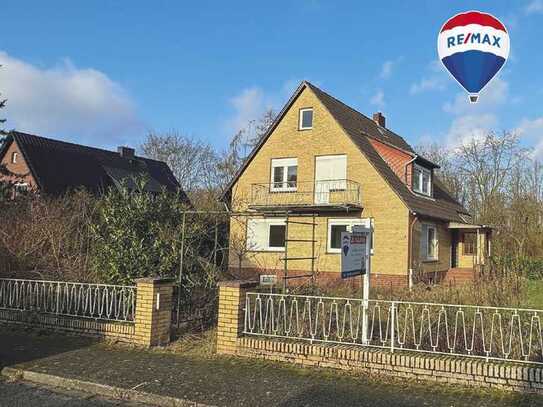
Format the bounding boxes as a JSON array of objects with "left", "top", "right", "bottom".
[{"left": 341, "top": 226, "right": 371, "bottom": 279}]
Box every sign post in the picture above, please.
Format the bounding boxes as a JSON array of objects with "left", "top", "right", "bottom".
[{"left": 341, "top": 225, "right": 372, "bottom": 344}]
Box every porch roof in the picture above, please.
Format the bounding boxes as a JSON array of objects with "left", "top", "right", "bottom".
[{"left": 448, "top": 222, "right": 493, "bottom": 230}]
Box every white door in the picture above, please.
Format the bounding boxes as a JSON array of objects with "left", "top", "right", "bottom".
[{"left": 315, "top": 155, "right": 347, "bottom": 204}]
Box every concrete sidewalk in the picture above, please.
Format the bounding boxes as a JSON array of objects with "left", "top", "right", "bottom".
[{"left": 1, "top": 328, "right": 542, "bottom": 407}]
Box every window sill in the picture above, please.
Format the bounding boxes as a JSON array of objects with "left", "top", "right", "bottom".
[
  {"left": 298, "top": 127, "right": 313, "bottom": 131},
  {"left": 246, "top": 248, "right": 285, "bottom": 253},
  {"left": 422, "top": 259, "right": 439, "bottom": 263}
]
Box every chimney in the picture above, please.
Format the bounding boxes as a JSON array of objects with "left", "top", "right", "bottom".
[
  {"left": 118, "top": 146, "right": 135, "bottom": 159},
  {"left": 373, "top": 112, "right": 386, "bottom": 128}
]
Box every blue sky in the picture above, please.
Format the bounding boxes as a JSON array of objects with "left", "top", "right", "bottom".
[{"left": 2, "top": 1, "right": 543, "bottom": 156}]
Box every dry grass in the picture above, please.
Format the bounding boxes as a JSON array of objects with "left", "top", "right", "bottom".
[
  {"left": 160, "top": 328, "right": 217, "bottom": 358},
  {"left": 300, "top": 273, "right": 529, "bottom": 309}
]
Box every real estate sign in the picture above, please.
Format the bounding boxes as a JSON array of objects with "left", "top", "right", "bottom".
[{"left": 340, "top": 226, "right": 370, "bottom": 279}]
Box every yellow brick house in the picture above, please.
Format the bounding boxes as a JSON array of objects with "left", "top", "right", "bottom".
[{"left": 222, "top": 81, "right": 491, "bottom": 288}]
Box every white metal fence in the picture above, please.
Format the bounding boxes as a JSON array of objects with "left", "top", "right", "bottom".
[
  {"left": 0, "top": 279, "right": 136, "bottom": 322},
  {"left": 244, "top": 292, "right": 543, "bottom": 365}
]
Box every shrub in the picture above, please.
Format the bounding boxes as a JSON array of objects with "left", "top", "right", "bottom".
[
  {"left": 89, "top": 178, "right": 189, "bottom": 285},
  {"left": 488, "top": 255, "right": 543, "bottom": 280},
  {"left": 0, "top": 190, "right": 97, "bottom": 281}
]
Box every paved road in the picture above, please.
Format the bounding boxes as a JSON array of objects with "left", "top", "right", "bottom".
[
  {"left": 0, "top": 379, "right": 146, "bottom": 407},
  {"left": 2, "top": 329, "right": 543, "bottom": 407}
]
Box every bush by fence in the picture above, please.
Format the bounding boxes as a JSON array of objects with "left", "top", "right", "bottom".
[{"left": 0, "top": 181, "right": 230, "bottom": 329}]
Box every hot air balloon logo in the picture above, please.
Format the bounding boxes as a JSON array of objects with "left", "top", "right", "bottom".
[
  {"left": 437, "top": 11, "right": 510, "bottom": 103},
  {"left": 342, "top": 235, "right": 350, "bottom": 257}
]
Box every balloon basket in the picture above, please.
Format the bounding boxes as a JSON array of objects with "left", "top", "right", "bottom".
[{"left": 469, "top": 94, "right": 479, "bottom": 104}]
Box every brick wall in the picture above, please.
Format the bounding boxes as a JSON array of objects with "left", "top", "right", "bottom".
[
  {"left": 237, "top": 337, "right": 543, "bottom": 394},
  {"left": 0, "top": 139, "right": 37, "bottom": 190},
  {"left": 0, "top": 277, "right": 174, "bottom": 347},
  {"left": 412, "top": 218, "right": 452, "bottom": 274},
  {"left": 217, "top": 280, "right": 258, "bottom": 354},
  {"left": 227, "top": 267, "right": 408, "bottom": 288},
  {"left": 217, "top": 280, "right": 543, "bottom": 394},
  {"left": 229, "top": 86, "right": 410, "bottom": 280},
  {"left": 0, "top": 309, "right": 135, "bottom": 342}
]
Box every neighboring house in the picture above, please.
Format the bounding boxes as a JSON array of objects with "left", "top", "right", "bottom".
[
  {"left": 0, "top": 131, "right": 188, "bottom": 200},
  {"left": 223, "top": 81, "right": 491, "bottom": 287}
]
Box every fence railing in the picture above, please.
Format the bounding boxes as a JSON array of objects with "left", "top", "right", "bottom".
[
  {"left": 0, "top": 278, "right": 136, "bottom": 322},
  {"left": 250, "top": 179, "right": 361, "bottom": 208},
  {"left": 244, "top": 292, "right": 543, "bottom": 365}
]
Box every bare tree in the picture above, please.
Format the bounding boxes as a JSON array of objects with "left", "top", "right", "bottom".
[
  {"left": 455, "top": 132, "right": 528, "bottom": 221},
  {"left": 0, "top": 65, "right": 6, "bottom": 136},
  {"left": 217, "top": 108, "right": 276, "bottom": 188},
  {"left": 140, "top": 131, "right": 221, "bottom": 194}
]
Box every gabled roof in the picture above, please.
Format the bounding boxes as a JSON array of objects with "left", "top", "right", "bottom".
[
  {"left": 223, "top": 81, "right": 469, "bottom": 223},
  {"left": 1, "top": 131, "right": 189, "bottom": 201}
]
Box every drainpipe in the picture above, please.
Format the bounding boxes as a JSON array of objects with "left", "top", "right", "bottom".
[
  {"left": 404, "top": 155, "right": 418, "bottom": 185},
  {"left": 408, "top": 212, "right": 418, "bottom": 289}
]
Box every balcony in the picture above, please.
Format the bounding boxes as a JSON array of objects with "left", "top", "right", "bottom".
[{"left": 249, "top": 179, "right": 362, "bottom": 212}]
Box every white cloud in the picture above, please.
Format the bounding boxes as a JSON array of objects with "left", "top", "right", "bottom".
[
  {"left": 410, "top": 77, "right": 446, "bottom": 94},
  {"left": 445, "top": 114, "right": 499, "bottom": 148},
  {"left": 379, "top": 57, "right": 402, "bottom": 79},
  {"left": 225, "top": 81, "right": 304, "bottom": 135},
  {"left": 226, "top": 87, "right": 269, "bottom": 134},
  {"left": 380, "top": 61, "right": 394, "bottom": 79},
  {"left": 525, "top": 0, "right": 543, "bottom": 14},
  {"left": 0, "top": 51, "right": 142, "bottom": 147},
  {"left": 515, "top": 117, "right": 543, "bottom": 157},
  {"left": 440, "top": 78, "right": 509, "bottom": 147},
  {"left": 225, "top": 79, "right": 319, "bottom": 135},
  {"left": 442, "top": 77, "right": 509, "bottom": 114},
  {"left": 370, "top": 89, "right": 385, "bottom": 108},
  {"left": 409, "top": 60, "right": 448, "bottom": 95}
]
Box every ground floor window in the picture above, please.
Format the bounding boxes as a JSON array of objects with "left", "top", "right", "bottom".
[
  {"left": 327, "top": 218, "right": 370, "bottom": 253},
  {"left": 246, "top": 218, "right": 286, "bottom": 251},
  {"left": 421, "top": 223, "right": 438, "bottom": 261},
  {"left": 463, "top": 232, "right": 477, "bottom": 255}
]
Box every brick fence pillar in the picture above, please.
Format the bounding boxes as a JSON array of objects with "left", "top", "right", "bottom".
[
  {"left": 134, "top": 277, "right": 174, "bottom": 347},
  {"left": 217, "top": 280, "right": 258, "bottom": 355}
]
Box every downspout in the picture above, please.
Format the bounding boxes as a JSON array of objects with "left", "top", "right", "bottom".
[{"left": 408, "top": 212, "right": 418, "bottom": 289}]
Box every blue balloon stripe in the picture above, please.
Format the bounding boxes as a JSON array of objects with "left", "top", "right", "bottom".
[{"left": 441, "top": 50, "right": 505, "bottom": 93}]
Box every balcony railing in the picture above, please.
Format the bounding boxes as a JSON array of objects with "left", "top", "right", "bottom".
[{"left": 250, "top": 179, "right": 361, "bottom": 209}]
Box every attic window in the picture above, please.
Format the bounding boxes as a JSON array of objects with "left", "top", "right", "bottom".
[
  {"left": 299, "top": 108, "right": 313, "bottom": 130},
  {"left": 11, "top": 152, "right": 18, "bottom": 164},
  {"left": 413, "top": 164, "right": 432, "bottom": 196}
]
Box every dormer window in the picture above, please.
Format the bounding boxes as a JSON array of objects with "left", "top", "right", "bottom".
[
  {"left": 413, "top": 164, "right": 432, "bottom": 196},
  {"left": 299, "top": 108, "right": 313, "bottom": 130}
]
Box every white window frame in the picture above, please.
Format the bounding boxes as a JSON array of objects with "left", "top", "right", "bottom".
[
  {"left": 413, "top": 164, "right": 432, "bottom": 196},
  {"left": 270, "top": 158, "right": 297, "bottom": 192},
  {"left": 246, "top": 218, "right": 286, "bottom": 252},
  {"left": 11, "top": 152, "right": 18, "bottom": 164},
  {"left": 13, "top": 182, "right": 29, "bottom": 197},
  {"left": 299, "top": 108, "right": 313, "bottom": 130},
  {"left": 327, "top": 218, "right": 370, "bottom": 253},
  {"left": 421, "top": 223, "right": 438, "bottom": 261}
]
